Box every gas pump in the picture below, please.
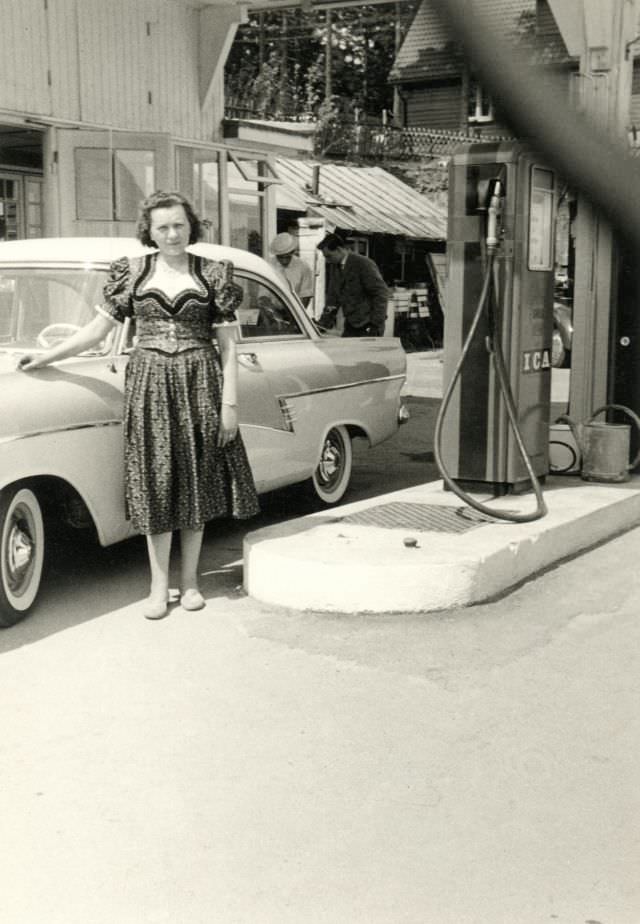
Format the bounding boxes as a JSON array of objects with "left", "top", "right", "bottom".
[{"left": 434, "top": 142, "right": 557, "bottom": 522}]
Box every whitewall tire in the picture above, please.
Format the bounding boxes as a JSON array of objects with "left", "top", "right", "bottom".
[
  {"left": 310, "top": 425, "right": 353, "bottom": 506},
  {"left": 0, "top": 487, "right": 45, "bottom": 628}
]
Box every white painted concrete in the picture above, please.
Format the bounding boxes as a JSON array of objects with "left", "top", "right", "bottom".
[
  {"left": 243, "top": 351, "right": 581, "bottom": 613},
  {"left": 244, "top": 478, "right": 640, "bottom": 612}
]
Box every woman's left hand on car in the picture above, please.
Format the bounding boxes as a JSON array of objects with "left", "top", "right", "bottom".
[{"left": 219, "top": 403, "right": 238, "bottom": 447}]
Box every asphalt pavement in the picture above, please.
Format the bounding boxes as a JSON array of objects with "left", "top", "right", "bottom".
[
  {"left": 2, "top": 351, "right": 639, "bottom": 923},
  {"left": 2, "top": 492, "right": 639, "bottom": 923}
]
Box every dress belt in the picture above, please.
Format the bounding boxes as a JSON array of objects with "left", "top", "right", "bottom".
[{"left": 136, "top": 337, "right": 212, "bottom": 355}]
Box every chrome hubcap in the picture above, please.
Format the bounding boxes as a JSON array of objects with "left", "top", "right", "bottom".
[
  {"left": 317, "top": 435, "right": 343, "bottom": 488},
  {"left": 4, "top": 507, "right": 35, "bottom": 596}
]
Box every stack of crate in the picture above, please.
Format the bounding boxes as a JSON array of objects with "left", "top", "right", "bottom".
[
  {"left": 414, "top": 285, "right": 430, "bottom": 317},
  {"left": 388, "top": 285, "right": 434, "bottom": 349},
  {"left": 388, "top": 286, "right": 430, "bottom": 317},
  {"left": 389, "top": 288, "right": 412, "bottom": 317}
]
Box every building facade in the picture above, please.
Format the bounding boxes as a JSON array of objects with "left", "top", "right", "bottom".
[
  {"left": 0, "top": 0, "right": 283, "bottom": 256},
  {"left": 389, "top": 0, "right": 577, "bottom": 134},
  {"left": 391, "top": 0, "right": 640, "bottom": 421}
]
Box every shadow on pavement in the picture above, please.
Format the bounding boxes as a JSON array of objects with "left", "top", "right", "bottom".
[
  {"left": 0, "top": 520, "right": 256, "bottom": 654},
  {"left": 0, "top": 396, "right": 441, "bottom": 651}
]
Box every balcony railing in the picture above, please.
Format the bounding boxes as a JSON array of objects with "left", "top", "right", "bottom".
[
  {"left": 314, "top": 121, "right": 506, "bottom": 160},
  {"left": 224, "top": 104, "right": 508, "bottom": 161}
]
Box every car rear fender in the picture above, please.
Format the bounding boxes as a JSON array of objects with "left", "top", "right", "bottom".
[
  {"left": 279, "top": 374, "right": 406, "bottom": 485},
  {"left": 299, "top": 337, "right": 406, "bottom": 449}
]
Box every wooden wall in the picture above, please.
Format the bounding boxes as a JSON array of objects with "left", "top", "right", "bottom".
[
  {"left": 0, "top": 0, "right": 52, "bottom": 115},
  {"left": 404, "top": 81, "right": 464, "bottom": 130},
  {"left": 0, "top": 0, "right": 219, "bottom": 141}
]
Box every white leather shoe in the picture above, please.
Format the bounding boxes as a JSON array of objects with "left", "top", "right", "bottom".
[
  {"left": 181, "top": 589, "right": 206, "bottom": 611},
  {"left": 143, "top": 598, "right": 169, "bottom": 620}
]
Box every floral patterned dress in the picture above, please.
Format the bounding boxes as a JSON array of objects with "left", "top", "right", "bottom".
[{"left": 99, "top": 252, "right": 259, "bottom": 535}]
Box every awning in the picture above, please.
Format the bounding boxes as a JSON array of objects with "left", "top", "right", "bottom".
[{"left": 275, "top": 158, "right": 447, "bottom": 241}]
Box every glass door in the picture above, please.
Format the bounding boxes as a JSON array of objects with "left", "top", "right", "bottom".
[{"left": 0, "top": 175, "right": 21, "bottom": 241}]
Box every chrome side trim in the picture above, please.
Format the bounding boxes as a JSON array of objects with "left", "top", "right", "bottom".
[
  {"left": 0, "top": 419, "right": 122, "bottom": 445},
  {"left": 279, "top": 372, "right": 405, "bottom": 400},
  {"left": 278, "top": 397, "right": 297, "bottom": 432},
  {"left": 240, "top": 423, "right": 296, "bottom": 434},
  {"left": 0, "top": 375, "right": 405, "bottom": 445}
]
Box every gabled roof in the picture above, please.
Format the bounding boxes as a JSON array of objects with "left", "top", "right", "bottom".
[
  {"left": 390, "top": 0, "right": 572, "bottom": 84},
  {"left": 275, "top": 158, "right": 447, "bottom": 241}
]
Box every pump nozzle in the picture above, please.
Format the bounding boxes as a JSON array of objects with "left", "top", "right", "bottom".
[{"left": 486, "top": 179, "right": 503, "bottom": 252}]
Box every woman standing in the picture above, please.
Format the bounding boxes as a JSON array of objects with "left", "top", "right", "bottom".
[{"left": 19, "top": 191, "right": 259, "bottom": 619}]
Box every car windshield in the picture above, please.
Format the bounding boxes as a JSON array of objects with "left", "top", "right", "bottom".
[{"left": 0, "top": 266, "right": 113, "bottom": 354}]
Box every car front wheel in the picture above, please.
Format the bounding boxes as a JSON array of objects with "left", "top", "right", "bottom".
[
  {"left": 0, "top": 486, "right": 45, "bottom": 628},
  {"left": 309, "top": 425, "right": 353, "bottom": 505}
]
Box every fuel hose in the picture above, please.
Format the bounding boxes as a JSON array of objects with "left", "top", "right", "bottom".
[{"left": 433, "top": 249, "right": 548, "bottom": 523}]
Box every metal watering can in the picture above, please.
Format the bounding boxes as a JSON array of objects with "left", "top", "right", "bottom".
[{"left": 555, "top": 404, "right": 640, "bottom": 483}]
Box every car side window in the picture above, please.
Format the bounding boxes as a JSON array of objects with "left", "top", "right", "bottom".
[
  {"left": 6, "top": 271, "right": 114, "bottom": 353},
  {"left": 122, "top": 317, "right": 137, "bottom": 351},
  {"left": 235, "top": 275, "right": 305, "bottom": 339}
]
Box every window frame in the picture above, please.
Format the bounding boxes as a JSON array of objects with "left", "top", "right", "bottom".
[
  {"left": 468, "top": 81, "right": 495, "bottom": 124},
  {"left": 74, "top": 146, "right": 156, "bottom": 222}
]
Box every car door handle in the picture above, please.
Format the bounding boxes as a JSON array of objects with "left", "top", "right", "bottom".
[{"left": 239, "top": 352, "right": 259, "bottom": 367}]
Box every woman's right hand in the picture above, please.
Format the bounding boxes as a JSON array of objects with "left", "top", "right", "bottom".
[
  {"left": 16, "top": 315, "right": 117, "bottom": 373},
  {"left": 17, "top": 355, "right": 44, "bottom": 372}
]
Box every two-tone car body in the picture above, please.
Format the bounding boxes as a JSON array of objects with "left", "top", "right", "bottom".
[{"left": 0, "top": 238, "right": 407, "bottom": 625}]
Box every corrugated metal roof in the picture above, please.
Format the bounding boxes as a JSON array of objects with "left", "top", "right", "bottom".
[{"left": 275, "top": 158, "right": 447, "bottom": 240}]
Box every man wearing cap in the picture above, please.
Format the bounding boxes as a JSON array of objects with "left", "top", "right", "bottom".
[
  {"left": 269, "top": 232, "right": 314, "bottom": 309},
  {"left": 317, "top": 232, "right": 388, "bottom": 337}
]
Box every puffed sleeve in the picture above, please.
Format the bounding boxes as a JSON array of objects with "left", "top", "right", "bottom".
[
  {"left": 202, "top": 258, "right": 244, "bottom": 325},
  {"left": 98, "top": 257, "right": 134, "bottom": 324}
]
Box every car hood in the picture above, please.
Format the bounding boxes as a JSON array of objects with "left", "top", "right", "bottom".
[
  {"left": 0, "top": 356, "right": 125, "bottom": 441},
  {"left": 0, "top": 351, "right": 26, "bottom": 375}
]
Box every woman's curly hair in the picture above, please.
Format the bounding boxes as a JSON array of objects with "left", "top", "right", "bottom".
[{"left": 137, "top": 191, "right": 203, "bottom": 247}]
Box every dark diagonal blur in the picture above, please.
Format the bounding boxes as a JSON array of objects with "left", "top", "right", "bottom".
[{"left": 436, "top": 0, "right": 640, "bottom": 251}]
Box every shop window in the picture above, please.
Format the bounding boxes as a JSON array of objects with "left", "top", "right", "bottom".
[
  {"left": 75, "top": 150, "right": 110, "bottom": 220},
  {"left": 351, "top": 237, "right": 369, "bottom": 257},
  {"left": 174, "top": 147, "right": 279, "bottom": 254},
  {"left": 175, "top": 147, "right": 219, "bottom": 241},
  {"left": 0, "top": 178, "right": 20, "bottom": 241},
  {"left": 25, "top": 179, "right": 43, "bottom": 238},
  {"left": 228, "top": 159, "right": 263, "bottom": 256},
  {"left": 115, "top": 151, "right": 155, "bottom": 221},
  {"left": 75, "top": 148, "right": 155, "bottom": 221}
]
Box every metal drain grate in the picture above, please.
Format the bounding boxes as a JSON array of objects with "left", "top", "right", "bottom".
[{"left": 338, "top": 502, "right": 498, "bottom": 534}]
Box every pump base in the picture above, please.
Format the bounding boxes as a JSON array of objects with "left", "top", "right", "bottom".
[{"left": 447, "top": 476, "right": 547, "bottom": 496}]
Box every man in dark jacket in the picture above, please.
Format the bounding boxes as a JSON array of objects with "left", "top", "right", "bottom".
[{"left": 317, "top": 233, "right": 388, "bottom": 337}]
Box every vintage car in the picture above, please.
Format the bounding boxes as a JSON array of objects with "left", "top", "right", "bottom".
[
  {"left": 0, "top": 238, "right": 407, "bottom": 626},
  {"left": 552, "top": 297, "right": 573, "bottom": 368}
]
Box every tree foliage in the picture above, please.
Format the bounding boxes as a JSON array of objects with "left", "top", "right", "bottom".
[{"left": 225, "top": 4, "right": 418, "bottom": 121}]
